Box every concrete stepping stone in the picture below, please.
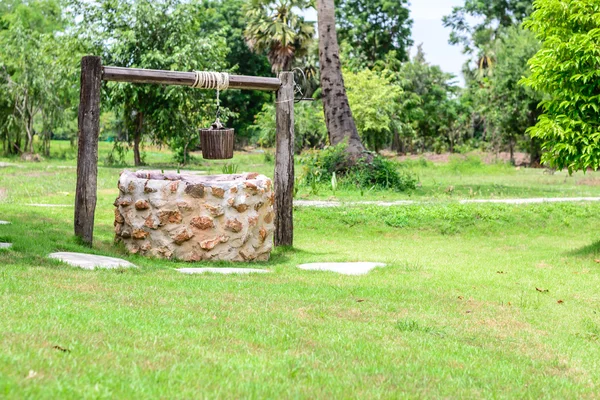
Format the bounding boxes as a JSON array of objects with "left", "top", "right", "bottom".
[
  {"left": 0, "top": 243, "right": 12, "bottom": 249},
  {"left": 298, "top": 262, "right": 386, "bottom": 276},
  {"left": 177, "top": 268, "right": 270, "bottom": 275},
  {"left": 0, "top": 221, "right": 10, "bottom": 225},
  {"left": 48, "top": 252, "right": 136, "bottom": 270}
]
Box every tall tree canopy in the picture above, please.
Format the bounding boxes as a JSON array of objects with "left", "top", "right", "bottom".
[
  {"left": 72, "top": 0, "right": 229, "bottom": 165},
  {"left": 523, "top": 0, "right": 600, "bottom": 173},
  {"left": 0, "top": 0, "right": 77, "bottom": 155},
  {"left": 443, "top": 0, "right": 533, "bottom": 53},
  {"left": 197, "top": 0, "right": 273, "bottom": 139},
  {"left": 480, "top": 26, "right": 542, "bottom": 164},
  {"left": 335, "top": 0, "right": 412, "bottom": 68},
  {"left": 244, "top": 0, "right": 314, "bottom": 73}
]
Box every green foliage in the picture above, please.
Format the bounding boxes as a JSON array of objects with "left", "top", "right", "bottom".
[
  {"left": 198, "top": 0, "right": 273, "bottom": 139},
  {"left": 479, "top": 26, "right": 543, "bottom": 164},
  {"left": 522, "top": 0, "right": 600, "bottom": 173},
  {"left": 443, "top": 0, "right": 533, "bottom": 53},
  {"left": 72, "top": 0, "right": 230, "bottom": 165},
  {"left": 0, "top": 0, "right": 80, "bottom": 156},
  {"left": 343, "top": 69, "right": 403, "bottom": 152},
  {"left": 299, "top": 144, "right": 417, "bottom": 191},
  {"left": 389, "top": 47, "right": 463, "bottom": 153},
  {"left": 222, "top": 163, "right": 239, "bottom": 174},
  {"left": 335, "top": 0, "right": 412, "bottom": 68},
  {"left": 251, "top": 100, "right": 327, "bottom": 151},
  {"left": 244, "top": 0, "right": 314, "bottom": 72}
]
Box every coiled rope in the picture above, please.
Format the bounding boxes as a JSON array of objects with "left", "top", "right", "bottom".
[
  {"left": 192, "top": 71, "right": 230, "bottom": 91},
  {"left": 193, "top": 71, "right": 230, "bottom": 127}
]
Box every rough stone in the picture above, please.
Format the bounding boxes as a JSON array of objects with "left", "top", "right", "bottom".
[
  {"left": 114, "top": 209, "right": 125, "bottom": 224},
  {"left": 211, "top": 187, "right": 225, "bottom": 198},
  {"left": 297, "top": 262, "right": 386, "bottom": 276},
  {"left": 205, "top": 204, "right": 225, "bottom": 217},
  {"left": 115, "top": 198, "right": 133, "bottom": 207},
  {"left": 48, "top": 252, "right": 136, "bottom": 270},
  {"left": 132, "top": 229, "right": 149, "bottom": 240},
  {"left": 225, "top": 218, "right": 243, "bottom": 233},
  {"left": 114, "top": 171, "right": 275, "bottom": 262},
  {"left": 185, "top": 184, "right": 205, "bottom": 198},
  {"left": 190, "top": 216, "right": 214, "bottom": 230},
  {"left": 172, "top": 228, "right": 194, "bottom": 245},
  {"left": 201, "top": 235, "right": 229, "bottom": 251},
  {"left": 158, "top": 210, "right": 183, "bottom": 225},
  {"left": 177, "top": 268, "right": 270, "bottom": 275},
  {"left": 135, "top": 200, "right": 150, "bottom": 210}
]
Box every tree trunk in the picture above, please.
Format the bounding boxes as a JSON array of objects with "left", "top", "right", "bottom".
[
  {"left": 316, "top": 0, "right": 368, "bottom": 159},
  {"left": 24, "top": 113, "right": 33, "bottom": 154},
  {"left": 391, "top": 129, "right": 401, "bottom": 154},
  {"left": 133, "top": 112, "right": 143, "bottom": 166},
  {"left": 509, "top": 137, "right": 515, "bottom": 166}
]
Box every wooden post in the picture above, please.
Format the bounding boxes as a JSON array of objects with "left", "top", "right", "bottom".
[
  {"left": 274, "top": 72, "right": 295, "bottom": 247},
  {"left": 75, "top": 56, "right": 102, "bottom": 246}
]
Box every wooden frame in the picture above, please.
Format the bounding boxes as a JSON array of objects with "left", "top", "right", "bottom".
[{"left": 75, "top": 56, "right": 295, "bottom": 248}]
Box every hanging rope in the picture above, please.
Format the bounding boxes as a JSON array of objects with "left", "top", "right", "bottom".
[{"left": 193, "top": 71, "right": 230, "bottom": 128}]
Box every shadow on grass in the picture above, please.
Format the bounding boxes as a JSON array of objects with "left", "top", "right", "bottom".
[
  {"left": 267, "top": 246, "right": 335, "bottom": 265},
  {"left": 566, "top": 241, "right": 600, "bottom": 258},
  {"left": 0, "top": 205, "right": 336, "bottom": 270}
]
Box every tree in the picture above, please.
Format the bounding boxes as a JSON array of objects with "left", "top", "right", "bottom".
[
  {"left": 244, "top": 0, "right": 314, "bottom": 73},
  {"left": 522, "top": 0, "right": 600, "bottom": 173},
  {"left": 316, "top": 0, "right": 367, "bottom": 159},
  {"left": 72, "top": 0, "right": 229, "bottom": 165},
  {"left": 480, "top": 27, "right": 542, "bottom": 165},
  {"left": 198, "top": 0, "right": 273, "bottom": 140},
  {"left": 443, "top": 0, "right": 533, "bottom": 53},
  {"left": 394, "top": 46, "right": 459, "bottom": 153},
  {"left": 0, "top": 0, "right": 77, "bottom": 155},
  {"left": 251, "top": 100, "right": 327, "bottom": 152},
  {"left": 343, "top": 69, "right": 402, "bottom": 152},
  {"left": 335, "top": 0, "right": 412, "bottom": 69}
]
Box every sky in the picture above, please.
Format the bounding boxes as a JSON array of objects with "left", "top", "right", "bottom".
[
  {"left": 303, "top": 0, "right": 470, "bottom": 85},
  {"left": 410, "top": 0, "right": 469, "bottom": 85}
]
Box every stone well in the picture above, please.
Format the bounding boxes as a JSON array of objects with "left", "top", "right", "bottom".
[{"left": 114, "top": 171, "right": 274, "bottom": 262}]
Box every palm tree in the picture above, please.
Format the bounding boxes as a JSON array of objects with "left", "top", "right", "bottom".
[
  {"left": 244, "top": 0, "right": 314, "bottom": 73},
  {"left": 316, "top": 0, "right": 367, "bottom": 158}
]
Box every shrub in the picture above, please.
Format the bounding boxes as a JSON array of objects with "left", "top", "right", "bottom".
[
  {"left": 299, "top": 143, "right": 417, "bottom": 191},
  {"left": 251, "top": 101, "right": 328, "bottom": 152},
  {"left": 522, "top": 0, "right": 600, "bottom": 173}
]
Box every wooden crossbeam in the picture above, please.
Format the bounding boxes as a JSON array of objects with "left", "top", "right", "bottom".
[{"left": 103, "top": 66, "right": 282, "bottom": 91}]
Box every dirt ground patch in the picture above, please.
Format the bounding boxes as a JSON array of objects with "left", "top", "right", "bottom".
[
  {"left": 577, "top": 178, "right": 600, "bottom": 186},
  {"left": 391, "top": 151, "right": 532, "bottom": 166}
]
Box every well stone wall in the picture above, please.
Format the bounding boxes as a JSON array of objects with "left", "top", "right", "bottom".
[{"left": 114, "top": 171, "right": 274, "bottom": 262}]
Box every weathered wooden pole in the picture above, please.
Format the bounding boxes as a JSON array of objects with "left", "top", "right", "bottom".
[
  {"left": 74, "top": 56, "right": 102, "bottom": 246},
  {"left": 102, "top": 66, "right": 281, "bottom": 91},
  {"left": 274, "top": 72, "right": 295, "bottom": 247}
]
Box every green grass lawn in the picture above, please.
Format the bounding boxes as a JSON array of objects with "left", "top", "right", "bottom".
[{"left": 2, "top": 144, "right": 600, "bottom": 397}]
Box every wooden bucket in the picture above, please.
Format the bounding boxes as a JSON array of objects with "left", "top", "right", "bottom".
[{"left": 200, "top": 128, "right": 234, "bottom": 160}]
